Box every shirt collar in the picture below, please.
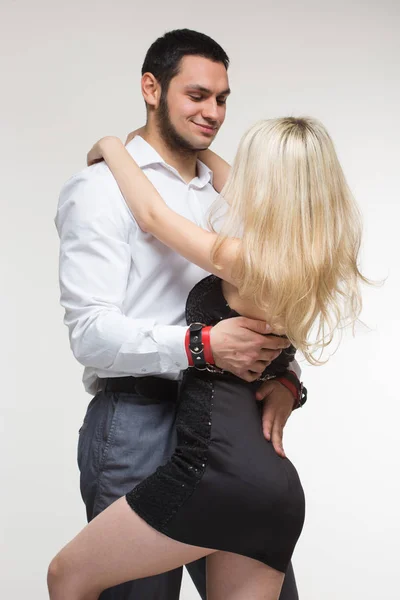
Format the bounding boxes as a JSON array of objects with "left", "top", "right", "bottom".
[{"left": 125, "top": 135, "right": 213, "bottom": 189}]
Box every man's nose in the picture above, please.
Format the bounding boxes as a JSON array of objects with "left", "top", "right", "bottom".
[{"left": 202, "top": 98, "right": 219, "bottom": 122}]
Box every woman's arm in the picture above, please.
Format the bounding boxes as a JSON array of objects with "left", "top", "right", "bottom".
[
  {"left": 90, "top": 137, "right": 239, "bottom": 285},
  {"left": 198, "top": 149, "right": 231, "bottom": 193}
]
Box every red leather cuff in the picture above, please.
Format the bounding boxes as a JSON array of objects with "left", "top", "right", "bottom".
[
  {"left": 275, "top": 374, "right": 301, "bottom": 410},
  {"left": 202, "top": 326, "right": 214, "bottom": 364}
]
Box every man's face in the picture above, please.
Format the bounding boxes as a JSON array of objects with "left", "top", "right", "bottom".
[{"left": 156, "top": 55, "right": 230, "bottom": 153}]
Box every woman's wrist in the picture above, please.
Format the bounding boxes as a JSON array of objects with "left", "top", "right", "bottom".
[
  {"left": 99, "top": 136, "right": 124, "bottom": 157},
  {"left": 275, "top": 371, "right": 307, "bottom": 410}
]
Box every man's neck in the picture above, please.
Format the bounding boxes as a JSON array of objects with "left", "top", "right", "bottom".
[{"left": 139, "top": 125, "right": 198, "bottom": 184}]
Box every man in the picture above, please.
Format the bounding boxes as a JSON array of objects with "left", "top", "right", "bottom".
[{"left": 56, "top": 29, "right": 305, "bottom": 600}]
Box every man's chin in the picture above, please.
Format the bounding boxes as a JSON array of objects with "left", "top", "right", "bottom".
[
  {"left": 178, "top": 140, "right": 212, "bottom": 153},
  {"left": 193, "top": 143, "right": 212, "bottom": 152},
  {"left": 188, "top": 136, "right": 214, "bottom": 152}
]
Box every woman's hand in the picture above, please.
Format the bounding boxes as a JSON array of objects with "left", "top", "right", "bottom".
[
  {"left": 87, "top": 127, "right": 145, "bottom": 167},
  {"left": 256, "top": 380, "right": 296, "bottom": 458},
  {"left": 87, "top": 141, "right": 104, "bottom": 167},
  {"left": 125, "top": 126, "right": 146, "bottom": 145},
  {"left": 87, "top": 136, "right": 120, "bottom": 167}
]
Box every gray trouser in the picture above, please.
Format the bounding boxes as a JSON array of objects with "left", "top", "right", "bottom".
[{"left": 77, "top": 387, "right": 299, "bottom": 599}]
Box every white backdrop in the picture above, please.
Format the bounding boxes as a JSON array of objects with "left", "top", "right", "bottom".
[{"left": 1, "top": 0, "right": 399, "bottom": 598}]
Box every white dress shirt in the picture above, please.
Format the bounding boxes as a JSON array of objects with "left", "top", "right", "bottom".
[
  {"left": 56, "top": 135, "right": 301, "bottom": 395},
  {"left": 56, "top": 136, "right": 219, "bottom": 394}
]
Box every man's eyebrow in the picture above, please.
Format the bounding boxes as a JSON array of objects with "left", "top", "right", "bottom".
[{"left": 184, "top": 85, "right": 231, "bottom": 96}]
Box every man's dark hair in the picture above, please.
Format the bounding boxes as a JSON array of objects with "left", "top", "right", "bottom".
[{"left": 141, "top": 29, "right": 229, "bottom": 96}]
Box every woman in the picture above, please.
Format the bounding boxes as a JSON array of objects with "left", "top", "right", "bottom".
[{"left": 48, "top": 117, "right": 367, "bottom": 600}]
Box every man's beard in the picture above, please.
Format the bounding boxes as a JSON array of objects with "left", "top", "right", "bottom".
[{"left": 156, "top": 92, "right": 209, "bottom": 156}]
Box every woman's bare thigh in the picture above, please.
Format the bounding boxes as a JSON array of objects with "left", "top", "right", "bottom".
[
  {"left": 206, "top": 551, "right": 285, "bottom": 600},
  {"left": 48, "top": 497, "right": 216, "bottom": 598}
]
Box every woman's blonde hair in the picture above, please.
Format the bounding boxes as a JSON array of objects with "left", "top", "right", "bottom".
[{"left": 208, "top": 116, "right": 371, "bottom": 365}]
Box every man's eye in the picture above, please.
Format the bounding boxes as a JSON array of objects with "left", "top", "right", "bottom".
[
  {"left": 189, "top": 95, "right": 202, "bottom": 101},
  {"left": 217, "top": 99, "right": 227, "bottom": 105}
]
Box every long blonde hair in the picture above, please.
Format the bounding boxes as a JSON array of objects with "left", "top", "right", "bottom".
[{"left": 208, "top": 117, "right": 371, "bottom": 365}]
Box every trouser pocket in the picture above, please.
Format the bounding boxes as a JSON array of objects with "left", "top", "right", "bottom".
[{"left": 77, "top": 391, "right": 120, "bottom": 520}]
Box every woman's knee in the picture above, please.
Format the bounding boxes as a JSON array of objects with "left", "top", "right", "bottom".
[
  {"left": 47, "top": 554, "right": 64, "bottom": 593},
  {"left": 47, "top": 552, "right": 100, "bottom": 600}
]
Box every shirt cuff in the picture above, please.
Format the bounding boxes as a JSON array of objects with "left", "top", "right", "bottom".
[{"left": 151, "top": 325, "right": 189, "bottom": 372}]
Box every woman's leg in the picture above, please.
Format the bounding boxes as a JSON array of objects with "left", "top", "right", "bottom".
[
  {"left": 206, "top": 551, "right": 285, "bottom": 600},
  {"left": 47, "top": 497, "right": 216, "bottom": 600}
]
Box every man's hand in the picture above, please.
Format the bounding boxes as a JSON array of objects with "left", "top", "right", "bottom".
[
  {"left": 256, "top": 380, "right": 295, "bottom": 458},
  {"left": 210, "top": 317, "right": 291, "bottom": 382}
]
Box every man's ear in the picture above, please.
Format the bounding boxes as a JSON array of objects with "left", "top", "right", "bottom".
[{"left": 141, "top": 73, "right": 161, "bottom": 109}]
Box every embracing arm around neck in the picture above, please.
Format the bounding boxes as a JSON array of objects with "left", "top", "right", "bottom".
[{"left": 98, "top": 137, "right": 240, "bottom": 286}]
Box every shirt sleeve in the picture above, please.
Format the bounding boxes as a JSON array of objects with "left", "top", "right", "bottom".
[{"left": 55, "top": 169, "right": 189, "bottom": 376}]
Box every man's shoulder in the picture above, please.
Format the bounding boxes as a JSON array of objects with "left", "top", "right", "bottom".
[
  {"left": 55, "top": 161, "right": 135, "bottom": 234},
  {"left": 57, "top": 161, "right": 129, "bottom": 213},
  {"left": 60, "top": 161, "right": 119, "bottom": 199}
]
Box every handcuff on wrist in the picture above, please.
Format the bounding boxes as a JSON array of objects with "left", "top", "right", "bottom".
[
  {"left": 186, "top": 323, "right": 224, "bottom": 373},
  {"left": 275, "top": 371, "right": 307, "bottom": 409},
  {"left": 185, "top": 325, "right": 308, "bottom": 407}
]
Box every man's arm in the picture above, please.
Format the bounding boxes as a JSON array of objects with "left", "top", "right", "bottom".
[
  {"left": 56, "top": 165, "right": 295, "bottom": 384},
  {"left": 55, "top": 169, "right": 189, "bottom": 376}
]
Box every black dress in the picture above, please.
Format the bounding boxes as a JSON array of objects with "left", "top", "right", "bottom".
[{"left": 126, "top": 275, "right": 305, "bottom": 573}]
